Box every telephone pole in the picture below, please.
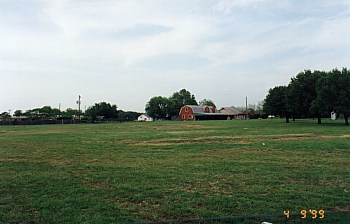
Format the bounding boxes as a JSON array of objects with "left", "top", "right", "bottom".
[
  {"left": 245, "top": 96, "right": 248, "bottom": 120},
  {"left": 77, "top": 95, "right": 81, "bottom": 121},
  {"left": 59, "top": 103, "right": 63, "bottom": 124}
]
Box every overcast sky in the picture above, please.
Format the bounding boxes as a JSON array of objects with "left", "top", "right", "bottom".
[{"left": 1, "top": 0, "right": 350, "bottom": 113}]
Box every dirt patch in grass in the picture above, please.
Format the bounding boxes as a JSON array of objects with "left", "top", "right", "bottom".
[
  {"left": 180, "top": 179, "right": 235, "bottom": 197},
  {"left": 274, "top": 134, "right": 316, "bottom": 141},
  {"left": 320, "top": 134, "right": 350, "bottom": 139},
  {"left": 132, "top": 141, "right": 188, "bottom": 146},
  {"left": 10, "top": 143, "right": 47, "bottom": 150},
  {"left": 0, "top": 157, "right": 73, "bottom": 166},
  {"left": 83, "top": 179, "right": 113, "bottom": 190},
  {"left": 0, "top": 158, "right": 26, "bottom": 163},
  {"left": 4, "top": 142, "right": 62, "bottom": 151},
  {"left": 9, "top": 129, "right": 70, "bottom": 136},
  {"left": 193, "top": 135, "right": 244, "bottom": 140},
  {"left": 101, "top": 133, "right": 350, "bottom": 148},
  {"left": 331, "top": 205, "right": 350, "bottom": 212},
  {"left": 165, "top": 130, "right": 215, "bottom": 135},
  {"left": 129, "top": 138, "right": 252, "bottom": 147},
  {"left": 115, "top": 139, "right": 144, "bottom": 144},
  {"left": 114, "top": 139, "right": 185, "bottom": 146},
  {"left": 44, "top": 159, "right": 73, "bottom": 166},
  {"left": 136, "top": 123, "right": 206, "bottom": 132},
  {"left": 117, "top": 135, "right": 254, "bottom": 147},
  {"left": 203, "top": 148, "right": 248, "bottom": 154},
  {"left": 273, "top": 134, "right": 350, "bottom": 141}
]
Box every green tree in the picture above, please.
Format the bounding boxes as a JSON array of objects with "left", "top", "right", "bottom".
[
  {"left": 145, "top": 96, "right": 174, "bottom": 119},
  {"left": 40, "top": 106, "right": 54, "bottom": 118},
  {"left": 62, "top": 108, "right": 78, "bottom": 119},
  {"left": 334, "top": 68, "right": 350, "bottom": 125},
  {"left": 23, "top": 106, "right": 59, "bottom": 119},
  {"left": 287, "top": 70, "right": 325, "bottom": 121},
  {"left": 199, "top": 99, "right": 215, "bottom": 106},
  {"left": 13, "top": 110, "right": 23, "bottom": 117},
  {"left": 263, "top": 86, "right": 290, "bottom": 123},
  {"left": 0, "top": 112, "right": 11, "bottom": 119},
  {"left": 118, "top": 110, "right": 142, "bottom": 121},
  {"left": 256, "top": 101, "right": 265, "bottom": 116},
  {"left": 169, "top": 89, "right": 198, "bottom": 115},
  {"left": 309, "top": 97, "right": 324, "bottom": 124},
  {"left": 85, "top": 102, "right": 118, "bottom": 122},
  {"left": 312, "top": 68, "right": 350, "bottom": 125}
]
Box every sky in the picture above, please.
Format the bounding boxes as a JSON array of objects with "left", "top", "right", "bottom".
[{"left": 1, "top": 0, "right": 350, "bottom": 113}]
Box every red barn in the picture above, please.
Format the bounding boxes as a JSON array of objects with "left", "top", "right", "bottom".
[
  {"left": 179, "top": 105, "right": 246, "bottom": 121},
  {"left": 179, "top": 105, "right": 218, "bottom": 121}
]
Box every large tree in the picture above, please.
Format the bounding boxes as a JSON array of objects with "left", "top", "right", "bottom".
[
  {"left": 85, "top": 102, "right": 118, "bottom": 122},
  {"left": 199, "top": 99, "right": 215, "bottom": 106},
  {"left": 287, "top": 70, "right": 325, "bottom": 122},
  {"left": 312, "top": 68, "right": 350, "bottom": 125},
  {"left": 145, "top": 96, "right": 174, "bottom": 119},
  {"left": 0, "top": 112, "right": 10, "bottom": 119},
  {"left": 13, "top": 110, "right": 23, "bottom": 117},
  {"left": 334, "top": 68, "right": 350, "bottom": 125},
  {"left": 62, "top": 108, "right": 78, "bottom": 119},
  {"left": 263, "top": 85, "right": 290, "bottom": 123},
  {"left": 169, "top": 89, "right": 198, "bottom": 115}
]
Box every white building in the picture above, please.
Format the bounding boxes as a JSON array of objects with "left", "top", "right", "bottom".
[
  {"left": 138, "top": 114, "right": 153, "bottom": 122},
  {"left": 331, "top": 111, "right": 336, "bottom": 120}
]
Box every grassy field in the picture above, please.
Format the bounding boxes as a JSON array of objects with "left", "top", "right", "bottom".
[{"left": 0, "top": 119, "right": 349, "bottom": 223}]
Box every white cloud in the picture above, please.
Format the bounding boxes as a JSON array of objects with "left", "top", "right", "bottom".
[
  {"left": 1, "top": 0, "right": 350, "bottom": 112},
  {"left": 215, "top": 0, "right": 271, "bottom": 14},
  {"left": 32, "top": 0, "right": 215, "bottom": 67}
]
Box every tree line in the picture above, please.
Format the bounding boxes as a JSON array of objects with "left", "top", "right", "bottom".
[
  {"left": 0, "top": 102, "right": 141, "bottom": 124},
  {"left": 263, "top": 68, "right": 350, "bottom": 125}
]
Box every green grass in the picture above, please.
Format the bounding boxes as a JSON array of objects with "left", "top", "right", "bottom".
[{"left": 0, "top": 119, "right": 349, "bottom": 223}]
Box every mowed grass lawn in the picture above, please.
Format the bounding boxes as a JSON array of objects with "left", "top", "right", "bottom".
[{"left": 0, "top": 119, "right": 349, "bottom": 223}]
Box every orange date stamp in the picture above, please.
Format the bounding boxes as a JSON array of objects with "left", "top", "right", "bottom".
[{"left": 284, "top": 209, "right": 325, "bottom": 219}]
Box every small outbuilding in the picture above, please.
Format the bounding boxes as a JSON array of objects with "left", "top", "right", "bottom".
[
  {"left": 219, "top": 107, "right": 247, "bottom": 119},
  {"left": 138, "top": 114, "right": 154, "bottom": 122}
]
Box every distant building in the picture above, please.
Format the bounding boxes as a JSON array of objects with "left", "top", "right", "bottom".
[
  {"left": 138, "top": 114, "right": 154, "bottom": 122},
  {"left": 331, "top": 111, "right": 336, "bottom": 120},
  {"left": 179, "top": 105, "right": 216, "bottom": 121},
  {"left": 219, "top": 107, "right": 247, "bottom": 119},
  {"left": 179, "top": 105, "right": 246, "bottom": 121}
]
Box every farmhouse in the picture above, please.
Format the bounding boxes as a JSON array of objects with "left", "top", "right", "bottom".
[
  {"left": 137, "top": 114, "right": 153, "bottom": 122},
  {"left": 179, "top": 105, "right": 246, "bottom": 121}
]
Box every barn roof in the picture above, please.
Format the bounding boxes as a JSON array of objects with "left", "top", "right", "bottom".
[
  {"left": 219, "top": 107, "right": 242, "bottom": 115},
  {"left": 188, "top": 105, "right": 206, "bottom": 113},
  {"left": 182, "top": 105, "right": 219, "bottom": 114}
]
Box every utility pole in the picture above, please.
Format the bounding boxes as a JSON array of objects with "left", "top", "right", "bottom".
[
  {"left": 77, "top": 95, "right": 81, "bottom": 121},
  {"left": 59, "top": 103, "right": 63, "bottom": 124},
  {"left": 245, "top": 96, "right": 248, "bottom": 120}
]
